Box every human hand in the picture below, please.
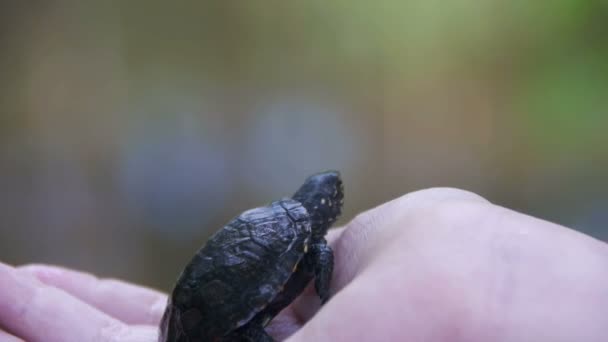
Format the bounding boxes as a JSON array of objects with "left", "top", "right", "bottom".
[
  {"left": 0, "top": 261, "right": 167, "bottom": 341},
  {"left": 1, "top": 188, "right": 607, "bottom": 342},
  {"left": 272, "top": 188, "right": 608, "bottom": 341}
]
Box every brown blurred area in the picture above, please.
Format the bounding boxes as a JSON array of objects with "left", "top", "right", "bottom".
[{"left": 1, "top": 1, "right": 607, "bottom": 291}]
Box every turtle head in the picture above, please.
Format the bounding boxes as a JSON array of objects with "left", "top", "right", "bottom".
[{"left": 293, "top": 170, "right": 344, "bottom": 239}]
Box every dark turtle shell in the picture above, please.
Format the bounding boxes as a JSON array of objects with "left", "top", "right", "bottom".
[{"left": 160, "top": 199, "right": 311, "bottom": 341}]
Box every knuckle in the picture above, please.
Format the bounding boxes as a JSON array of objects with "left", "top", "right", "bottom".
[
  {"left": 351, "top": 187, "right": 490, "bottom": 228},
  {"left": 346, "top": 187, "right": 492, "bottom": 244},
  {"left": 425, "top": 198, "right": 493, "bottom": 226},
  {"left": 397, "top": 187, "right": 489, "bottom": 207},
  {"left": 384, "top": 187, "right": 491, "bottom": 225}
]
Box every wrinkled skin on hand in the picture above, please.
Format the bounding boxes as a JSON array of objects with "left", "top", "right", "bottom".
[{"left": 1, "top": 188, "right": 607, "bottom": 342}]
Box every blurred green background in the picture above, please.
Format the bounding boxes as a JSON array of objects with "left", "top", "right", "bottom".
[{"left": 1, "top": 1, "right": 607, "bottom": 291}]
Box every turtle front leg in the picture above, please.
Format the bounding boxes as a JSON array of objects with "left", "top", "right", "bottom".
[{"left": 310, "top": 240, "right": 334, "bottom": 304}]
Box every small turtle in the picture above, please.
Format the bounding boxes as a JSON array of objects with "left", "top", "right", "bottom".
[{"left": 160, "top": 171, "right": 344, "bottom": 342}]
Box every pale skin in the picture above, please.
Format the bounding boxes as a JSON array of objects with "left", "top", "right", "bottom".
[{"left": 1, "top": 188, "right": 607, "bottom": 342}]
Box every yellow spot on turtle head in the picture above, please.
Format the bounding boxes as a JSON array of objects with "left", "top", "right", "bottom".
[
  {"left": 320, "top": 198, "right": 326, "bottom": 205},
  {"left": 304, "top": 244, "right": 309, "bottom": 253}
]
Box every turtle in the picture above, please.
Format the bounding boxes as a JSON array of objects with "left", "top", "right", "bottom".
[{"left": 159, "top": 171, "right": 344, "bottom": 342}]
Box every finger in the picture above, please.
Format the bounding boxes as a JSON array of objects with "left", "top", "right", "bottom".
[
  {"left": 18, "top": 264, "right": 167, "bottom": 325},
  {"left": 288, "top": 197, "right": 608, "bottom": 341},
  {"left": 0, "top": 329, "right": 23, "bottom": 342},
  {"left": 0, "top": 262, "right": 128, "bottom": 342},
  {"left": 332, "top": 188, "right": 491, "bottom": 286},
  {"left": 334, "top": 188, "right": 489, "bottom": 289},
  {"left": 289, "top": 188, "right": 491, "bottom": 322}
]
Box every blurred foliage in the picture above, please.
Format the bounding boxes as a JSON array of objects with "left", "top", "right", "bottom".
[{"left": 0, "top": 1, "right": 606, "bottom": 290}]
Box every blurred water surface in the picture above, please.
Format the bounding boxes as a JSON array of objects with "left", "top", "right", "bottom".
[{"left": 0, "top": 1, "right": 607, "bottom": 290}]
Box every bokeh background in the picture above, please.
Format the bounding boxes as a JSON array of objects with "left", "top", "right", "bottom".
[{"left": 1, "top": 1, "right": 607, "bottom": 291}]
